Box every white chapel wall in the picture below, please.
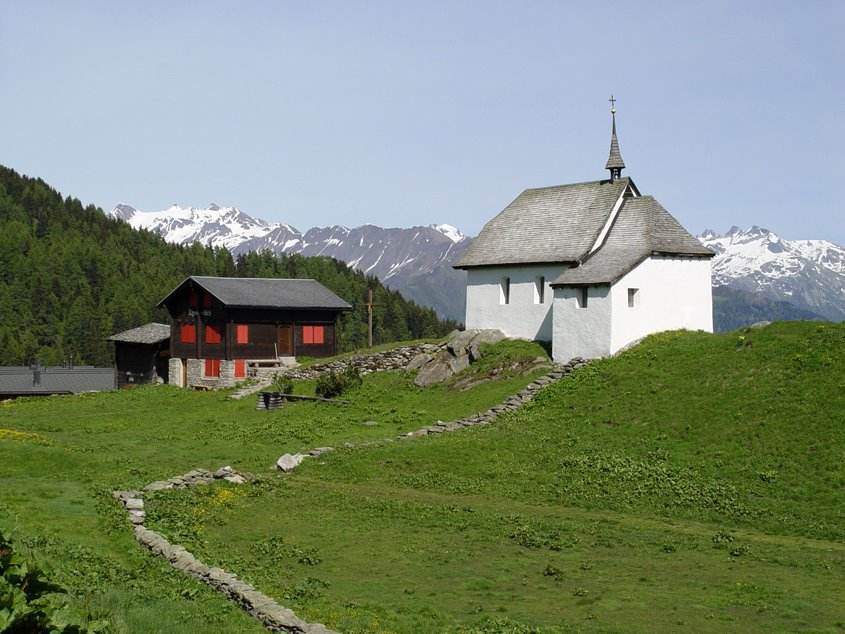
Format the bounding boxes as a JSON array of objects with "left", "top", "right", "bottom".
[
  {"left": 609, "top": 256, "right": 713, "bottom": 353},
  {"left": 551, "top": 286, "right": 613, "bottom": 362},
  {"left": 465, "top": 265, "right": 567, "bottom": 341}
]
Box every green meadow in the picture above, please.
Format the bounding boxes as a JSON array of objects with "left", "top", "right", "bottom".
[{"left": 2, "top": 326, "right": 844, "bottom": 632}]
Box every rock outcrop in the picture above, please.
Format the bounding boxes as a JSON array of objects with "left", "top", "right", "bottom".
[{"left": 409, "top": 329, "right": 506, "bottom": 387}]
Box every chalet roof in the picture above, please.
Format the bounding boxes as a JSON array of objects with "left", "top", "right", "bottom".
[
  {"left": 0, "top": 366, "right": 115, "bottom": 396},
  {"left": 158, "top": 276, "right": 352, "bottom": 311},
  {"left": 454, "top": 178, "right": 633, "bottom": 268},
  {"left": 107, "top": 323, "right": 170, "bottom": 345},
  {"left": 551, "top": 196, "right": 714, "bottom": 286}
]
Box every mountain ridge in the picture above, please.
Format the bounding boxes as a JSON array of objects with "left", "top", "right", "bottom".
[
  {"left": 109, "top": 203, "right": 471, "bottom": 321},
  {"left": 108, "top": 204, "right": 845, "bottom": 327},
  {"left": 698, "top": 225, "right": 845, "bottom": 322}
]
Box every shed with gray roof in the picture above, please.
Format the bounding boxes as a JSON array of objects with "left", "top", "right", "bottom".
[{"left": 107, "top": 323, "right": 171, "bottom": 388}]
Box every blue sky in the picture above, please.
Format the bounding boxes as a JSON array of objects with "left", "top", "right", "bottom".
[{"left": 2, "top": 1, "right": 843, "bottom": 243}]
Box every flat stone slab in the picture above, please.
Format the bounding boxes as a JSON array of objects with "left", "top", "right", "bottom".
[
  {"left": 275, "top": 453, "right": 304, "bottom": 473},
  {"left": 142, "top": 480, "right": 173, "bottom": 492}
]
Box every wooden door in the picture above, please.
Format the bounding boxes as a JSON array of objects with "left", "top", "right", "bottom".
[{"left": 277, "top": 326, "right": 292, "bottom": 356}]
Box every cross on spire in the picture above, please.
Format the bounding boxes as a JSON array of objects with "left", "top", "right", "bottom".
[{"left": 608, "top": 94, "right": 617, "bottom": 110}]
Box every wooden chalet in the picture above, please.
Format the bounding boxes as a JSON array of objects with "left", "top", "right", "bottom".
[
  {"left": 157, "top": 276, "right": 351, "bottom": 388},
  {"left": 107, "top": 322, "right": 171, "bottom": 388}
]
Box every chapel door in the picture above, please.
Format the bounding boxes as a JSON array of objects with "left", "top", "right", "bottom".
[{"left": 277, "top": 326, "right": 292, "bottom": 356}]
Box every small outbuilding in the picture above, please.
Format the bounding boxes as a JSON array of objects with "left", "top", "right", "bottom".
[
  {"left": 157, "top": 276, "right": 351, "bottom": 389},
  {"left": 107, "top": 323, "right": 171, "bottom": 388}
]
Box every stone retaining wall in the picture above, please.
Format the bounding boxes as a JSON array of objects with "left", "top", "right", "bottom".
[
  {"left": 113, "top": 467, "right": 337, "bottom": 634},
  {"left": 278, "top": 343, "right": 438, "bottom": 381}
]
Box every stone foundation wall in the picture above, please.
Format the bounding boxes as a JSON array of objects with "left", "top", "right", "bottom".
[
  {"left": 279, "top": 343, "right": 437, "bottom": 381},
  {"left": 168, "top": 358, "right": 184, "bottom": 388},
  {"left": 185, "top": 359, "right": 238, "bottom": 389}
]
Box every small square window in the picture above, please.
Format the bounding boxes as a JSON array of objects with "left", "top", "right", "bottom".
[
  {"left": 577, "top": 287, "right": 588, "bottom": 308},
  {"left": 628, "top": 288, "right": 639, "bottom": 308},
  {"left": 204, "top": 359, "right": 220, "bottom": 377},
  {"left": 534, "top": 276, "right": 545, "bottom": 304},
  {"left": 500, "top": 277, "right": 510, "bottom": 305}
]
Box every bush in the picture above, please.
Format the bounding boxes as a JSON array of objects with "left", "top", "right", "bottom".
[
  {"left": 315, "top": 365, "right": 362, "bottom": 399},
  {"left": 271, "top": 374, "right": 294, "bottom": 395}
]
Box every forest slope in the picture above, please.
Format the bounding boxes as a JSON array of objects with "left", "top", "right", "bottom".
[{"left": 0, "top": 165, "right": 457, "bottom": 366}]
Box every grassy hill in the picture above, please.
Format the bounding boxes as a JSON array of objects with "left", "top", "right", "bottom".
[{"left": 1, "top": 324, "right": 843, "bottom": 632}]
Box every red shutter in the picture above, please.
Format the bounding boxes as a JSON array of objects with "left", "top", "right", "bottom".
[
  {"left": 234, "top": 359, "right": 246, "bottom": 378},
  {"left": 236, "top": 324, "right": 249, "bottom": 344},
  {"left": 180, "top": 323, "right": 196, "bottom": 343},
  {"left": 203, "top": 292, "right": 212, "bottom": 308},
  {"left": 205, "top": 359, "right": 220, "bottom": 377},
  {"left": 302, "top": 326, "right": 314, "bottom": 344},
  {"left": 313, "top": 325, "right": 325, "bottom": 344},
  {"left": 205, "top": 324, "right": 221, "bottom": 344},
  {"left": 189, "top": 290, "right": 198, "bottom": 309}
]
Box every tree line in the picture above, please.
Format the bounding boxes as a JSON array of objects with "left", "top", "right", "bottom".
[{"left": 0, "top": 165, "right": 460, "bottom": 367}]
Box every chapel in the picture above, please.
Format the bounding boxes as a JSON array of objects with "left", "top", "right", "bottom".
[{"left": 453, "top": 102, "right": 714, "bottom": 362}]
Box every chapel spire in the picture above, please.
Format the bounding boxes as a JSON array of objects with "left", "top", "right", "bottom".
[{"left": 605, "top": 95, "right": 625, "bottom": 182}]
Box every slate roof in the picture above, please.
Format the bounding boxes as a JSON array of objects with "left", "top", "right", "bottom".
[
  {"left": 107, "top": 323, "right": 170, "bottom": 344},
  {"left": 158, "top": 277, "right": 352, "bottom": 311},
  {"left": 551, "top": 196, "right": 714, "bottom": 286},
  {"left": 454, "top": 177, "right": 633, "bottom": 268},
  {"left": 0, "top": 366, "right": 115, "bottom": 396}
]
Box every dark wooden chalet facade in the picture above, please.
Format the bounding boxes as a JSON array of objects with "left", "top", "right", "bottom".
[
  {"left": 158, "top": 276, "right": 351, "bottom": 388},
  {"left": 107, "top": 322, "right": 171, "bottom": 388}
]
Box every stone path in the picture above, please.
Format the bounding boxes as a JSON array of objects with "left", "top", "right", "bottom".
[
  {"left": 229, "top": 376, "right": 273, "bottom": 400},
  {"left": 115, "top": 351, "right": 590, "bottom": 632}
]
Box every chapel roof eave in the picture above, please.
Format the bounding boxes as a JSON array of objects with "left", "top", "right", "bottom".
[
  {"left": 453, "top": 177, "right": 633, "bottom": 269},
  {"left": 452, "top": 258, "right": 580, "bottom": 271}
]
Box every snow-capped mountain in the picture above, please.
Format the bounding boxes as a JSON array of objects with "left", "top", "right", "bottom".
[
  {"left": 109, "top": 204, "right": 471, "bottom": 321},
  {"left": 699, "top": 226, "right": 845, "bottom": 321},
  {"left": 108, "top": 202, "right": 845, "bottom": 326}
]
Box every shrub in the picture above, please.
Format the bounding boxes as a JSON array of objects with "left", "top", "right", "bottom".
[
  {"left": 315, "top": 365, "right": 362, "bottom": 399},
  {"left": 271, "top": 374, "right": 294, "bottom": 395}
]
